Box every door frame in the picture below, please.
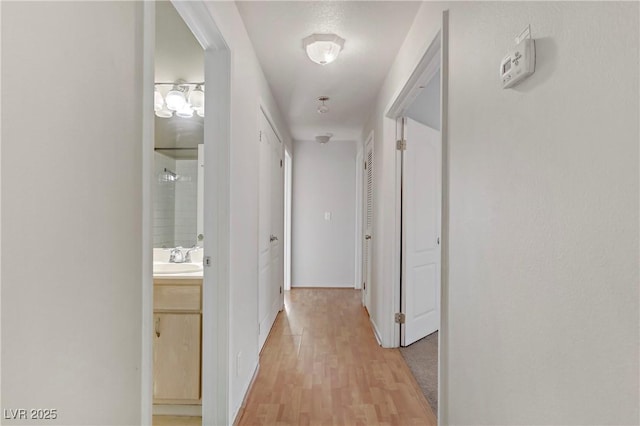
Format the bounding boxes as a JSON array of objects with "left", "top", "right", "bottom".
[
  {"left": 362, "top": 131, "right": 374, "bottom": 309},
  {"left": 354, "top": 143, "right": 364, "bottom": 290},
  {"left": 257, "top": 101, "right": 286, "bottom": 317},
  {"left": 284, "top": 149, "right": 293, "bottom": 292},
  {"left": 141, "top": 2, "right": 231, "bottom": 424},
  {"left": 384, "top": 11, "right": 449, "bottom": 423}
]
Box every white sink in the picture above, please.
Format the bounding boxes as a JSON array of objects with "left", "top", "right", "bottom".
[{"left": 153, "top": 262, "right": 202, "bottom": 275}]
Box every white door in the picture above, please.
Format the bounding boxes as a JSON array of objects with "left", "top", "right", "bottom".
[
  {"left": 270, "top": 129, "right": 284, "bottom": 313},
  {"left": 401, "top": 118, "right": 441, "bottom": 346},
  {"left": 363, "top": 136, "right": 374, "bottom": 310},
  {"left": 258, "top": 111, "right": 284, "bottom": 351}
]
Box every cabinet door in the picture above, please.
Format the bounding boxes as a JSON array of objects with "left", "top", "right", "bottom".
[{"left": 153, "top": 313, "right": 201, "bottom": 401}]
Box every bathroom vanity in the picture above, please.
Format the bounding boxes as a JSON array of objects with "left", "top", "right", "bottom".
[{"left": 153, "top": 275, "right": 202, "bottom": 406}]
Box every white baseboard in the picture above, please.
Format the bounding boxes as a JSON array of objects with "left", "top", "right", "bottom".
[
  {"left": 370, "top": 317, "right": 383, "bottom": 346},
  {"left": 153, "top": 404, "right": 202, "bottom": 416},
  {"left": 232, "top": 360, "right": 260, "bottom": 424},
  {"left": 291, "top": 283, "right": 354, "bottom": 288}
]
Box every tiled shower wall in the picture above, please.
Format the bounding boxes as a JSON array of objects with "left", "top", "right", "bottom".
[
  {"left": 174, "top": 159, "right": 198, "bottom": 247},
  {"left": 153, "top": 152, "right": 199, "bottom": 248},
  {"left": 153, "top": 152, "right": 176, "bottom": 248}
]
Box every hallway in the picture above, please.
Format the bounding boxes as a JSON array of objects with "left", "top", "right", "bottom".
[{"left": 236, "top": 289, "right": 436, "bottom": 425}]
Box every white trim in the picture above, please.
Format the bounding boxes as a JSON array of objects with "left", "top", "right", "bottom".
[
  {"left": 146, "top": 2, "right": 230, "bottom": 425},
  {"left": 231, "top": 361, "right": 260, "bottom": 424},
  {"left": 369, "top": 317, "right": 383, "bottom": 346},
  {"left": 284, "top": 150, "right": 293, "bottom": 291},
  {"left": 0, "top": 0, "right": 3, "bottom": 413},
  {"left": 386, "top": 31, "right": 442, "bottom": 120},
  {"left": 363, "top": 131, "right": 374, "bottom": 309},
  {"left": 292, "top": 283, "right": 354, "bottom": 288},
  {"left": 140, "top": 3, "right": 155, "bottom": 424},
  {"left": 257, "top": 101, "right": 286, "bottom": 314},
  {"left": 385, "top": 29, "right": 444, "bottom": 347},
  {"left": 384, "top": 13, "right": 448, "bottom": 425},
  {"left": 438, "top": 12, "right": 450, "bottom": 424},
  {"left": 392, "top": 116, "right": 402, "bottom": 348},
  {"left": 259, "top": 99, "right": 285, "bottom": 146}
]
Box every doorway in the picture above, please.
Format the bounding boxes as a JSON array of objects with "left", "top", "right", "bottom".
[
  {"left": 362, "top": 132, "right": 374, "bottom": 311},
  {"left": 257, "top": 107, "right": 285, "bottom": 351},
  {"left": 142, "top": 1, "right": 231, "bottom": 425},
  {"left": 284, "top": 150, "right": 293, "bottom": 292},
  {"left": 385, "top": 13, "right": 448, "bottom": 421}
]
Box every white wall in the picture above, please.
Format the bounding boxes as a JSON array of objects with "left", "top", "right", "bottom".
[
  {"left": 201, "top": 2, "right": 293, "bottom": 420},
  {"left": 364, "top": 1, "right": 639, "bottom": 424},
  {"left": 1, "top": 2, "right": 143, "bottom": 424},
  {"left": 292, "top": 140, "right": 356, "bottom": 288}
]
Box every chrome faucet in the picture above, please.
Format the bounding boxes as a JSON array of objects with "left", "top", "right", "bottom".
[
  {"left": 169, "top": 247, "right": 185, "bottom": 263},
  {"left": 185, "top": 245, "right": 199, "bottom": 263}
]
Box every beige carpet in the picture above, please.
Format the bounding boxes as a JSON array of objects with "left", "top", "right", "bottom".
[{"left": 399, "top": 331, "right": 438, "bottom": 415}]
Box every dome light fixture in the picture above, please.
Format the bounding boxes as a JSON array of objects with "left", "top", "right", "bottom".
[
  {"left": 303, "top": 33, "right": 345, "bottom": 65},
  {"left": 317, "top": 96, "right": 330, "bottom": 114},
  {"left": 315, "top": 133, "right": 333, "bottom": 144}
]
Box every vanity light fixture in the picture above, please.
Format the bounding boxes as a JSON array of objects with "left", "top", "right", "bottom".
[
  {"left": 317, "top": 96, "right": 330, "bottom": 114},
  {"left": 303, "top": 33, "right": 345, "bottom": 65},
  {"left": 165, "top": 84, "right": 187, "bottom": 111},
  {"left": 154, "top": 81, "right": 204, "bottom": 119}
]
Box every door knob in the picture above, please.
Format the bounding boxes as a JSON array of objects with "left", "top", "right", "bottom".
[
  {"left": 270, "top": 234, "right": 278, "bottom": 242},
  {"left": 365, "top": 235, "right": 372, "bottom": 240}
]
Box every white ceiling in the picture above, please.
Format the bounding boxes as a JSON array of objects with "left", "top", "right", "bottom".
[{"left": 236, "top": 1, "right": 421, "bottom": 142}]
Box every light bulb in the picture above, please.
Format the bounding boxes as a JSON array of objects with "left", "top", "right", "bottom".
[
  {"left": 155, "top": 107, "right": 172, "bottom": 118},
  {"left": 165, "top": 85, "right": 186, "bottom": 111},
  {"left": 154, "top": 88, "right": 164, "bottom": 112},
  {"left": 317, "top": 105, "right": 329, "bottom": 114},
  {"left": 188, "top": 85, "right": 204, "bottom": 110},
  {"left": 176, "top": 104, "right": 194, "bottom": 118}
]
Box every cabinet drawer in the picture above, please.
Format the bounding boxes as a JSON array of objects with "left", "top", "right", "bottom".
[{"left": 154, "top": 285, "right": 201, "bottom": 311}]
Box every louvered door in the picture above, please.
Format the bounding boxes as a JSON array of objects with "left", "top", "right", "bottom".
[{"left": 363, "top": 137, "right": 374, "bottom": 310}]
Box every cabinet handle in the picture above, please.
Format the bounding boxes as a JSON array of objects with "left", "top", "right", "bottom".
[{"left": 155, "top": 317, "right": 161, "bottom": 338}]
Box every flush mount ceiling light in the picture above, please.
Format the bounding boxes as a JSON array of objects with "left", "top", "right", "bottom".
[
  {"left": 154, "top": 82, "right": 204, "bottom": 119},
  {"left": 303, "top": 33, "right": 345, "bottom": 65},
  {"left": 317, "top": 96, "right": 330, "bottom": 114},
  {"left": 315, "top": 133, "right": 333, "bottom": 144}
]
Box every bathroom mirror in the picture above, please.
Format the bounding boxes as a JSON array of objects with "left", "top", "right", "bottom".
[
  {"left": 153, "top": 113, "right": 204, "bottom": 249},
  {"left": 153, "top": 0, "right": 205, "bottom": 249}
]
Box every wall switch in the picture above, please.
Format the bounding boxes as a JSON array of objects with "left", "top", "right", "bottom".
[{"left": 324, "top": 212, "right": 332, "bottom": 221}]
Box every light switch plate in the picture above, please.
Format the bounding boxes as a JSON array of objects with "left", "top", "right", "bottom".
[{"left": 324, "top": 212, "right": 332, "bottom": 221}]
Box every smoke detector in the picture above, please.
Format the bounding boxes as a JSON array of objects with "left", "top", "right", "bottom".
[
  {"left": 317, "top": 96, "right": 330, "bottom": 114},
  {"left": 315, "top": 133, "right": 333, "bottom": 144}
]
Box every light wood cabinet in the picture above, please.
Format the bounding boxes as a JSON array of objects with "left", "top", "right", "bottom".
[{"left": 153, "top": 279, "right": 202, "bottom": 405}]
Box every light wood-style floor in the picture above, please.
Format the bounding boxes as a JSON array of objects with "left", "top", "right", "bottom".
[{"left": 236, "top": 288, "right": 436, "bottom": 426}]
